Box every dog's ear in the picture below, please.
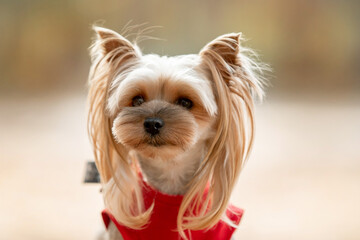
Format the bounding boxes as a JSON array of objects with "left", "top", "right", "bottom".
[
  {"left": 199, "top": 33, "right": 266, "bottom": 99},
  {"left": 91, "top": 26, "right": 141, "bottom": 63},
  {"left": 199, "top": 32, "right": 267, "bottom": 167},
  {"left": 200, "top": 33, "right": 242, "bottom": 81},
  {"left": 201, "top": 33, "right": 241, "bottom": 67}
]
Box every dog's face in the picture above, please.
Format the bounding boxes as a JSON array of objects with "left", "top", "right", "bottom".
[{"left": 109, "top": 55, "right": 217, "bottom": 160}]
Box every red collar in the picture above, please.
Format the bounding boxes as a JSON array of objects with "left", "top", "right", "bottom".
[{"left": 102, "top": 180, "right": 243, "bottom": 240}]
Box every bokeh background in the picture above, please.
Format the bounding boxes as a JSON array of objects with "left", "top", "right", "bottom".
[{"left": 0, "top": 0, "right": 359, "bottom": 239}]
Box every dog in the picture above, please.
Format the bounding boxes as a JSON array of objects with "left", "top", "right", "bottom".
[{"left": 87, "top": 25, "right": 267, "bottom": 240}]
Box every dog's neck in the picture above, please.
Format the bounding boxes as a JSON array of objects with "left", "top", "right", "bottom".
[{"left": 137, "top": 141, "right": 207, "bottom": 195}]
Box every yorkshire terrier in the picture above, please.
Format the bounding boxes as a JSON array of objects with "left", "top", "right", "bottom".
[{"left": 87, "top": 25, "right": 267, "bottom": 240}]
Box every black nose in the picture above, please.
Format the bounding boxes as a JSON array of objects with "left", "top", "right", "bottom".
[{"left": 143, "top": 118, "right": 164, "bottom": 135}]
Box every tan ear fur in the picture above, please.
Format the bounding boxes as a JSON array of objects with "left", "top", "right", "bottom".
[
  {"left": 205, "top": 33, "right": 240, "bottom": 65},
  {"left": 92, "top": 26, "right": 141, "bottom": 63},
  {"left": 200, "top": 32, "right": 266, "bottom": 99}
]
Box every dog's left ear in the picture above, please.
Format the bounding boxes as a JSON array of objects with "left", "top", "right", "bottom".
[
  {"left": 200, "top": 33, "right": 242, "bottom": 80},
  {"left": 201, "top": 33, "right": 240, "bottom": 66},
  {"left": 200, "top": 33, "right": 265, "bottom": 99}
]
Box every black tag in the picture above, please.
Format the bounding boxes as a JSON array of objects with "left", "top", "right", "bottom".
[{"left": 84, "top": 161, "right": 100, "bottom": 183}]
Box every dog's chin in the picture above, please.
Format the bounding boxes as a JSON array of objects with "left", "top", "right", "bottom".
[{"left": 133, "top": 142, "right": 187, "bottom": 160}]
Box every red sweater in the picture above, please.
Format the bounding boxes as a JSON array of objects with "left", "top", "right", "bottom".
[{"left": 102, "top": 181, "right": 243, "bottom": 240}]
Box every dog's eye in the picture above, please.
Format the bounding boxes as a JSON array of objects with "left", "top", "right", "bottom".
[
  {"left": 176, "top": 98, "right": 193, "bottom": 109},
  {"left": 132, "top": 95, "right": 145, "bottom": 106}
]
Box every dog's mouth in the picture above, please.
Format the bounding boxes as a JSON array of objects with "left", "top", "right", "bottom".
[
  {"left": 146, "top": 136, "right": 169, "bottom": 147},
  {"left": 148, "top": 142, "right": 166, "bottom": 147},
  {"left": 134, "top": 135, "right": 169, "bottom": 148}
]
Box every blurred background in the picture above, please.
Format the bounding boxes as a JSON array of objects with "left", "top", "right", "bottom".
[{"left": 0, "top": 0, "right": 359, "bottom": 239}]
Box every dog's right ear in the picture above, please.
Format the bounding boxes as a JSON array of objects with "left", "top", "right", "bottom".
[
  {"left": 88, "top": 26, "right": 140, "bottom": 184},
  {"left": 91, "top": 26, "right": 141, "bottom": 63}
]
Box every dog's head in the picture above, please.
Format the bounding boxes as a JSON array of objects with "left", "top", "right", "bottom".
[
  {"left": 88, "top": 26, "right": 267, "bottom": 235},
  {"left": 108, "top": 54, "right": 217, "bottom": 161}
]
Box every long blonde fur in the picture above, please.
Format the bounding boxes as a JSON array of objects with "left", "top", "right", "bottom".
[
  {"left": 176, "top": 33, "right": 266, "bottom": 237},
  {"left": 87, "top": 27, "right": 267, "bottom": 239},
  {"left": 88, "top": 26, "right": 153, "bottom": 228}
]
